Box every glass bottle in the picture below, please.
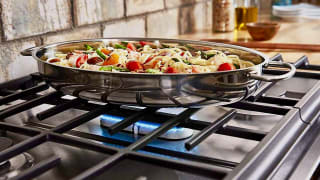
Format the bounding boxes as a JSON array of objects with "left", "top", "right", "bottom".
[
  {"left": 234, "top": 0, "right": 259, "bottom": 30},
  {"left": 212, "top": 0, "right": 235, "bottom": 32}
]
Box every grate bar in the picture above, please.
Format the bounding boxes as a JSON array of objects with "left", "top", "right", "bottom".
[
  {"left": 225, "top": 101, "right": 290, "bottom": 115},
  {"left": 36, "top": 98, "right": 84, "bottom": 120},
  {"left": 28, "top": 122, "right": 239, "bottom": 169},
  {"left": 0, "top": 75, "right": 33, "bottom": 90},
  {"left": 180, "top": 121, "right": 266, "bottom": 141},
  {"left": 49, "top": 133, "right": 118, "bottom": 154},
  {"left": 72, "top": 152, "right": 126, "bottom": 180},
  {"left": 128, "top": 152, "right": 230, "bottom": 179},
  {"left": 140, "top": 142, "right": 238, "bottom": 168},
  {"left": 219, "top": 125, "right": 267, "bottom": 141},
  {"left": 0, "top": 122, "right": 41, "bottom": 136},
  {"left": 257, "top": 96, "right": 299, "bottom": 106},
  {"left": 52, "top": 105, "right": 112, "bottom": 133},
  {"left": 0, "top": 134, "right": 46, "bottom": 163},
  {"left": 11, "top": 156, "right": 61, "bottom": 180},
  {"left": 293, "top": 56, "right": 309, "bottom": 68},
  {"left": 107, "top": 108, "right": 158, "bottom": 135},
  {"left": 128, "top": 108, "right": 199, "bottom": 151},
  {"left": 270, "top": 54, "right": 283, "bottom": 62},
  {"left": 0, "top": 83, "right": 49, "bottom": 106},
  {"left": 185, "top": 110, "right": 236, "bottom": 150},
  {"left": 304, "top": 64, "right": 320, "bottom": 71},
  {"left": 0, "top": 91, "right": 61, "bottom": 120}
]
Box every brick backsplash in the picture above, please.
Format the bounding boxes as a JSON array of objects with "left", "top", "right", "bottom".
[
  {"left": 103, "top": 17, "right": 146, "bottom": 37},
  {"left": 74, "top": 0, "right": 124, "bottom": 26},
  {"left": 1, "top": 0, "right": 72, "bottom": 41},
  {"left": 126, "top": 0, "right": 165, "bottom": 16},
  {"left": 147, "top": 9, "right": 179, "bottom": 37},
  {"left": 43, "top": 25, "right": 101, "bottom": 44},
  {"left": 0, "top": 0, "right": 211, "bottom": 82},
  {"left": 0, "top": 40, "right": 37, "bottom": 82}
]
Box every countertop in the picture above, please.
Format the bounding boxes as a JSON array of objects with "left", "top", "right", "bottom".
[{"left": 179, "top": 18, "right": 320, "bottom": 65}]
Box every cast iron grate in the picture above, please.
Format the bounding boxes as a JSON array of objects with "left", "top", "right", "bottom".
[{"left": 0, "top": 54, "right": 319, "bottom": 180}]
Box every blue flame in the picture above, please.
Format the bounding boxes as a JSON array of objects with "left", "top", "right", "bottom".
[
  {"left": 97, "top": 114, "right": 199, "bottom": 154},
  {"left": 100, "top": 114, "right": 184, "bottom": 133}
]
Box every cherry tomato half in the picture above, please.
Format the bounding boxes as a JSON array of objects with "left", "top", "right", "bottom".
[
  {"left": 126, "top": 60, "right": 143, "bottom": 71},
  {"left": 166, "top": 67, "right": 178, "bottom": 73},
  {"left": 127, "top": 43, "right": 136, "bottom": 51},
  {"left": 75, "top": 54, "right": 88, "bottom": 68},
  {"left": 87, "top": 57, "right": 103, "bottom": 65},
  {"left": 217, "top": 63, "right": 235, "bottom": 71}
]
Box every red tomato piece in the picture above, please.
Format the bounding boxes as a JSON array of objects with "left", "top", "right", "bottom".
[
  {"left": 192, "top": 66, "right": 200, "bottom": 73},
  {"left": 87, "top": 57, "right": 103, "bottom": 65},
  {"left": 126, "top": 60, "right": 143, "bottom": 71},
  {"left": 159, "top": 51, "right": 168, "bottom": 56},
  {"left": 127, "top": 43, "right": 136, "bottom": 51},
  {"left": 144, "top": 55, "right": 155, "bottom": 64},
  {"left": 76, "top": 54, "right": 88, "bottom": 68},
  {"left": 180, "top": 52, "right": 185, "bottom": 56},
  {"left": 48, "top": 58, "right": 61, "bottom": 63},
  {"left": 217, "top": 63, "right": 236, "bottom": 71},
  {"left": 143, "top": 59, "right": 159, "bottom": 69},
  {"left": 139, "top": 41, "right": 152, "bottom": 47},
  {"left": 166, "top": 67, "right": 178, "bottom": 73}
]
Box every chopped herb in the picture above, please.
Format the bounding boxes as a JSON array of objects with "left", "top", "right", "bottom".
[
  {"left": 114, "top": 44, "right": 127, "bottom": 49},
  {"left": 200, "top": 51, "right": 207, "bottom": 59},
  {"left": 84, "top": 44, "right": 94, "bottom": 51},
  {"left": 206, "top": 53, "right": 215, "bottom": 59},
  {"left": 99, "top": 66, "right": 112, "bottom": 71},
  {"left": 121, "top": 41, "right": 128, "bottom": 46},
  {"left": 145, "top": 69, "right": 160, "bottom": 73},
  {"left": 184, "top": 44, "right": 196, "bottom": 51},
  {"left": 135, "top": 43, "right": 142, "bottom": 49},
  {"left": 233, "top": 63, "right": 240, "bottom": 69},
  {"left": 161, "top": 43, "right": 170, "bottom": 48},
  {"left": 183, "top": 59, "right": 191, "bottom": 65},
  {"left": 100, "top": 66, "right": 129, "bottom": 72},
  {"left": 172, "top": 58, "right": 180, "bottom": 62},
  {"left": 96, "top": 49, "right": 107, "bottom": 60},
  {"left": 200, "top": 51, "right": 215, "bottom": 60},
  {"left": 113, "top": 66, "right": 130, "bottom": 72}
]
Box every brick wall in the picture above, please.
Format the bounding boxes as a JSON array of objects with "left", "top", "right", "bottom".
[{"left": 0, "top": 0, "right": 212, "bottom": 82}]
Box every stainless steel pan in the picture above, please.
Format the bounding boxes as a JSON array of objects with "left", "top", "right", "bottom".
[{"left": 21, "top": 38, "right": 296, "bottom": 107}]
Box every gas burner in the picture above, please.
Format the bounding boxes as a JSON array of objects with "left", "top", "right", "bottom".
[
  {"left": 0, "top": 137, "right": 34, "bottom": 179},
  {"left": 100, "top": 114, "right": 193, "bottom": 140},
  {"left": 0, "top": 153, "right": 34, "bottom": 179}
]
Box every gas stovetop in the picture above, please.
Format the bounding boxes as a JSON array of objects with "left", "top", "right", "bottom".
[{"left": 0, "top": 54, "right": 319, "bottom": 180}]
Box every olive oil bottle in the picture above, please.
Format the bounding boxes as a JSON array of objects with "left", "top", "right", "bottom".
[{"left": 234, "top": 0, "right": 259, "bottom": 30}]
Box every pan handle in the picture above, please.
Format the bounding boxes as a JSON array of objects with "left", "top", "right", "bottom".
[
  {"left": 249, "top": 61, "right": 296, "bottom": 82},
  {"left": 20, "top": 46, "right": 38, "bottom": 56}
]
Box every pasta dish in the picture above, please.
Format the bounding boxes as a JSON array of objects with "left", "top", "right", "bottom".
[{"left": 45, "top": 41, "right": 255, "bottom": 74}]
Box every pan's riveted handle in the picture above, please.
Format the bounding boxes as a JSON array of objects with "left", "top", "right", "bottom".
[
  {"left": 249, "top": 61, "right": 296, "bottom": 82},
  {"left": 20, "top": 46, "right": 37, "bottom": 56}
]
